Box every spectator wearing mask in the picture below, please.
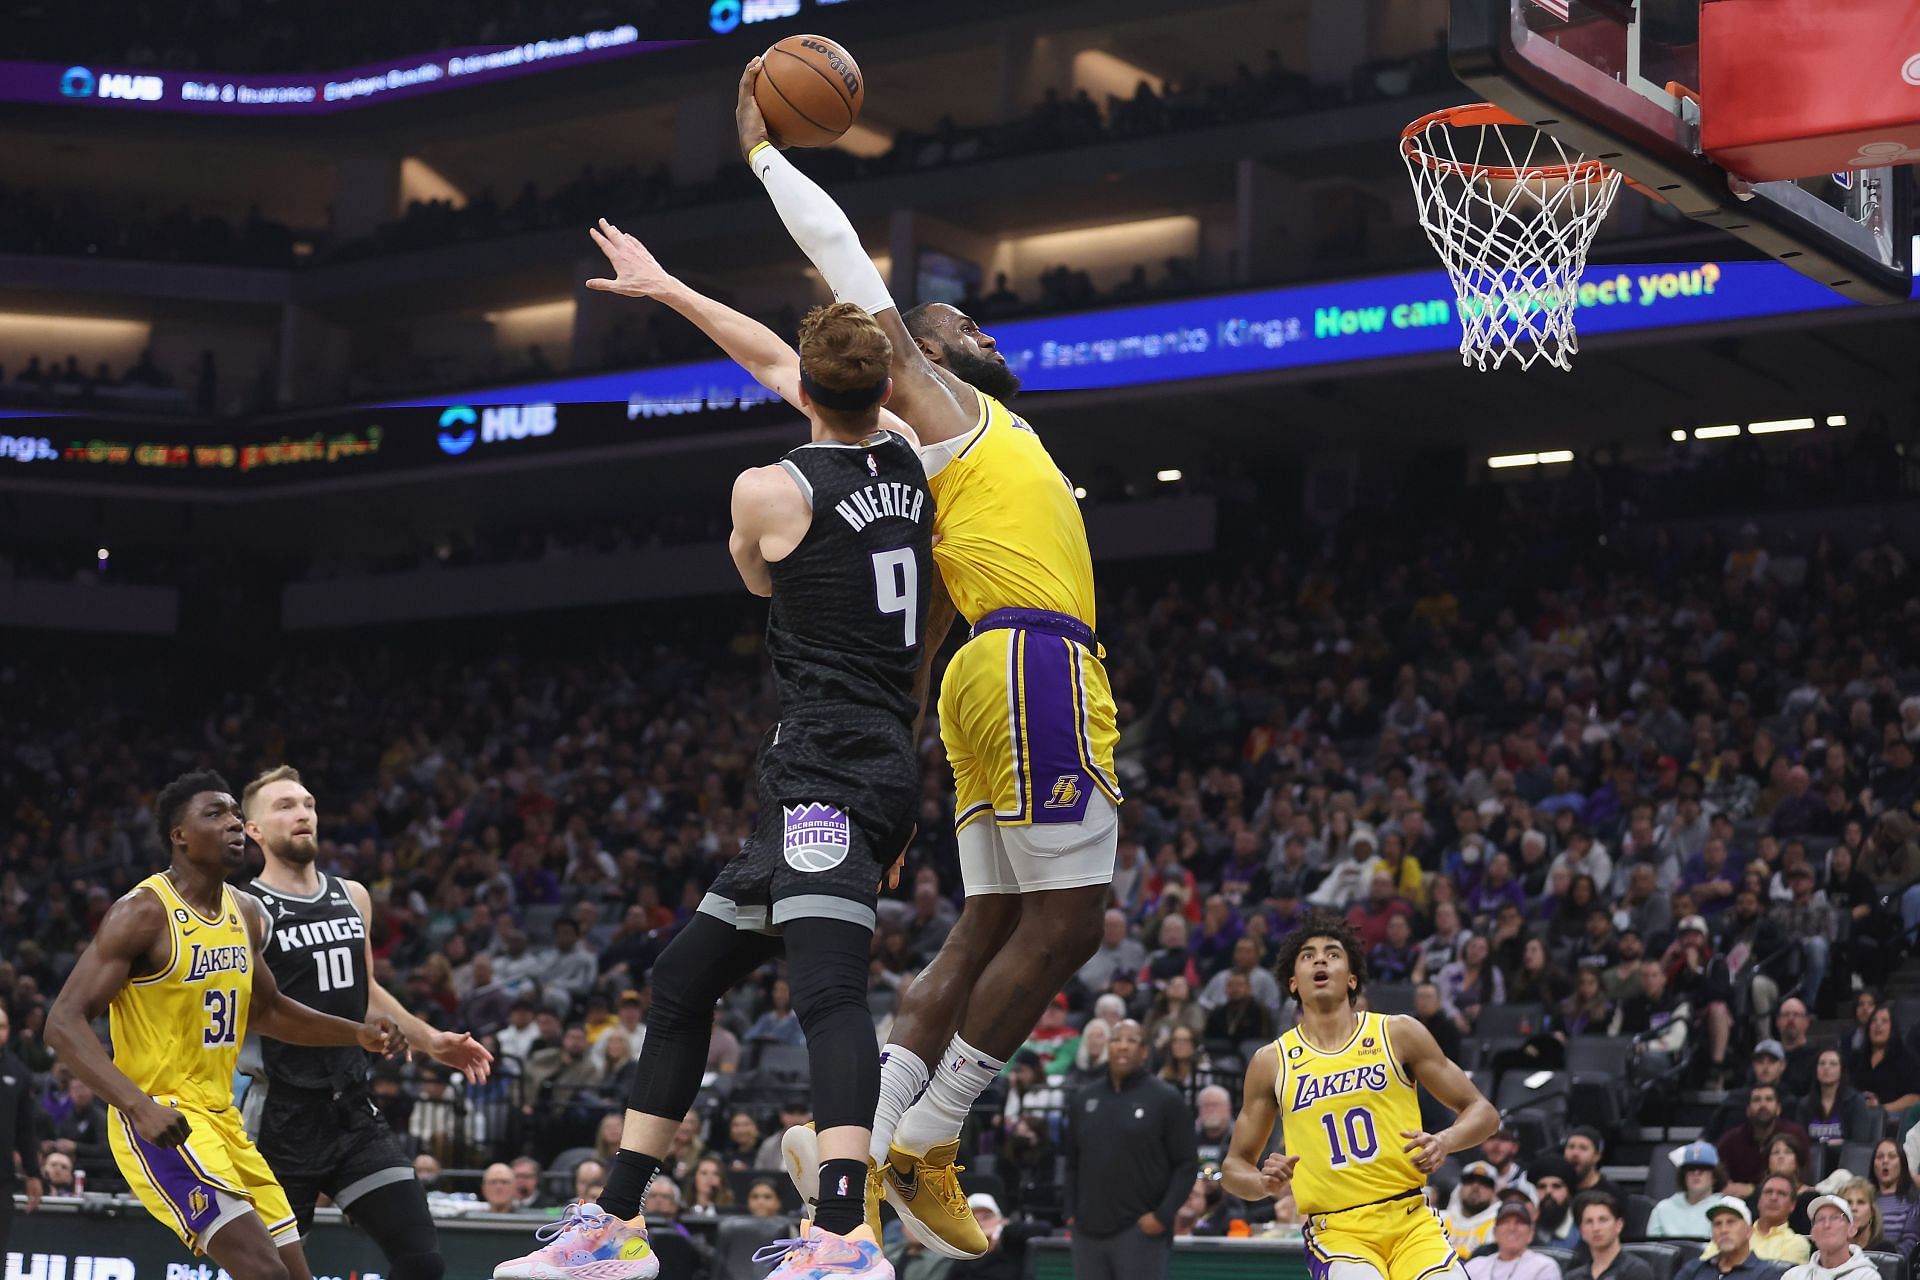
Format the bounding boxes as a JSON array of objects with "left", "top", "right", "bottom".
[
  {"left": 1649, "top": 1142, "right": 1727, "bottom": 1239},
  {"left": 1563, "top": 1191, "right": 1654, "bottom": 1280}
]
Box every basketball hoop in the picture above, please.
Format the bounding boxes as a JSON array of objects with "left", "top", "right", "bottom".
[{"left": 1402, "top": 104, "right": 1625, "bottom": 371}]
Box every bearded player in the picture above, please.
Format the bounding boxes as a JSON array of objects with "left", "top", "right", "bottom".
[
  {"left": 1223, "top": 913, "right": 1498, "bottom": 1280},
  {"left": 240, "top": 766, "right": 493, "bottom": 1280},
  {"left": 725, "top": 58, "right": 1125, "bottom": 1257},
  {"left": 45, "top": 771, "right": 405, "bottom": 1280}
]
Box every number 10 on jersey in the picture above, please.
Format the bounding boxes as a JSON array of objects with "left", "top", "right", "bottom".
[{"left": 1321, "top": 1106, "right": 1380, "bottom": 1166}]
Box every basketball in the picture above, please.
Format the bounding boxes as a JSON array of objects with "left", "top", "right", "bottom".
[{"left": 756, "top": 35, "right": 864, "bottom": 148}]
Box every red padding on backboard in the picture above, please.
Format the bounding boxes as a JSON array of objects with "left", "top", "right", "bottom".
[{"left": 1699, "top": 0, "right": 1920, "bottom": 181}]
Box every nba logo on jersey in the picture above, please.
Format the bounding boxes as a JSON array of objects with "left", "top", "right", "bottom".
[
  {"left": 866, "top": 453, "right": 879, "bottom": 476},
  {"left": 1044, "top": 774, "right": 1082, "bottom": 809},
  {"left": 783, "top": 803, "right": 851, "bottom": 872}
]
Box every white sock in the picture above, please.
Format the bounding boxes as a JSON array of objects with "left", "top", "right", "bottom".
[
  {"left": 891, "top": 1034, "right": 1004, "bottom": 1158},
  {"left": 869, "top": 1044, "right": 929, "bottom": 1166}
]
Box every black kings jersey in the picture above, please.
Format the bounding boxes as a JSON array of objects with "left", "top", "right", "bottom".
[
  {"left": 760, "top": 430, "right": 933, "bottom": 807},
  {"left": 241, "top": 873, "right": 371, "bottom": 1092}
]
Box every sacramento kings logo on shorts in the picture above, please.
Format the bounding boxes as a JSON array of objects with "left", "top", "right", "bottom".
[{"left": 783, "top": 802, "right": 851, "bottom": 872}]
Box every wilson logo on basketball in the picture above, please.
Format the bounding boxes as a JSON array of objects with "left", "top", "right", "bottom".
[{"left": 800, "top": 38, "right": 860, "bottom": 95}]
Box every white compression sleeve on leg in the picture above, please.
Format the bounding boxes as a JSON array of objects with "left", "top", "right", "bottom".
[{"left": 748, "top": 142, "right": 895, "bottom": 316}]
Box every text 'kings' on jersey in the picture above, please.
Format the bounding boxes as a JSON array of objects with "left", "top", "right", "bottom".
[{"left": 241, "top": 873, "right": 371, "bottom": 1093}]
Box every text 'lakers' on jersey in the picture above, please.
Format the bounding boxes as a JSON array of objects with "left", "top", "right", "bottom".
[
  {"left": 919, "top": 390, "right": 1096, "bottom": 627},
  {"left": 1277, "top": 1010, "right": 1424, "bottom": 1215},
  {"left": 110, "top": 874, "right": 251, "bottom": 1112}
]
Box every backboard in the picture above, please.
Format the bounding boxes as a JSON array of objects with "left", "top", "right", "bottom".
[{"left": 1448, "top": 0, "right": 1912, "bottom": 305}]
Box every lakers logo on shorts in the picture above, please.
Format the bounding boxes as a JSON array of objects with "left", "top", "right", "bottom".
[
  {"left": 782, "top": 803, "right": 851, "bottom": 872},
  {"left": 1044, "top": 774, "right": 1082, "bottom": 809},
  {"left": 189, "top": 1187, "right": 208, "bottom": 1216}
]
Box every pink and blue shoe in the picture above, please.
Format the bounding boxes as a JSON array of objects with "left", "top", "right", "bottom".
[
  {"left": 493, "top": 1201, "right": 659, "bottom": 1280},
  {"left": 754, "top": 1223, "right": 894, "bottom": 1280}
]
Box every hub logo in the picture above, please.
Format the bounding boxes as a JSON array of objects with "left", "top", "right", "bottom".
[
  {"left": 437, "top": 402, "right": 556, "bottom": 455},
  {"left": 708, "top": 0, "right": 741, "bottom": 33},
  {"left": 481, "top": 402, "right": 556, "bottom": 442},
  {"left": 97, "top": 72, "right": 165, "bottom": 101},
  {"left": 60, "top": 66, "right": 95, "bottom": 97},
  {"left": 437, "top": 405, "right": 478, "bottom": 455}
]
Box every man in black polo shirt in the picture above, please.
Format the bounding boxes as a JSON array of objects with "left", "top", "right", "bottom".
[
  {"left": 1064, "top": 1020, "right": 1197, "bottom": 1280},
  {"left": 1564, "top": 1192, "right": 1655, "bottom": 1280},
  {"left": 0, "top": 1006, "right": 43, "bottom": 1253},
  {"left": 1674, "top": 1197, "right": 1789, "bottom": 1280}
]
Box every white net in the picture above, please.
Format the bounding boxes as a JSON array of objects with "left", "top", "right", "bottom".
[{"left": 1402, "top": 105, "right": 1624, "bottom": 371}]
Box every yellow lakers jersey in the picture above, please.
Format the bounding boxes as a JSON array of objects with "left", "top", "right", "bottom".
[
  {"left": 1276, "top": 1010, "right": 1425, "bottom": 1214},
  {"left": 109, "top": 874, "right": 252, "bottom": 1112},
  {"left": 919, "top": 389, "right": 1096, "bottom": 627}
]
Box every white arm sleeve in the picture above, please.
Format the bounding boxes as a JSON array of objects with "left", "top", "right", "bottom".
[{"left": 749, "top": 142, "right": 895, "bottom": 316}]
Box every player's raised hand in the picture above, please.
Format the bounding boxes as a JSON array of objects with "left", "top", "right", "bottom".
[
  {"left": 1400, "top": 1129, "right": 1448, "bottom": 1174},
  {"left": 736, "top": 58, "right": 776, "bottom": 159},
  {"left": 132, "top": 1097, "right": 192, "bottom": 1147},
  {"left": 428, "top": 1028, "right": 495, "bottom": 1084},
  {"left": 586, "top": 219, "right": 677, "bottom": 298},
  {"left": 1260, "top": 1152, "right": 1299, "bottom": 1196},
  {"left": 358, "top": 1015, "right": 407, "bottom": 1059}
]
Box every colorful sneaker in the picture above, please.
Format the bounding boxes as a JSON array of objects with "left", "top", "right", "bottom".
[
  {"left": 883, "top": 1140, "right": 988, "bottom": 1259},
  {"left": 780, "top": 1123, "right": 883, "bottom": 1236},
  {"left": 753, "top": 1223, "right": 893, "bottom": 1280},
  {"left": 492, "top": 1201, "right": 659, "bottom": 1280}
]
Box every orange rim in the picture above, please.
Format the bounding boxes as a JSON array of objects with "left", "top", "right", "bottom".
[{"left": 1401, "top": 103, "right": 1615, "bottom": 185}]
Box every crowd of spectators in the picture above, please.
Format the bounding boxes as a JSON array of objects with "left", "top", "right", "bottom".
[
  {"left": 5, "top": 446, "right": 1920, "bottom": 1252},
  {"left": 0, "top": 43, "right": 1447, "bottom": 278}
]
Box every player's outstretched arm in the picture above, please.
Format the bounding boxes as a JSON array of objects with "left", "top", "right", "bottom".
[
  {"left": 343, "top": 880, "right": 492, "bottom": 1083},
  {"left": 1391, "top": 1013, "right": 1500, "bottom": 1170},
  {"left": 45, "top": 891, "right": 195, "bottom": 1146},
  {"left": 240, "top": 895, "right": 406, "bottom": 1055},
  {"left": 587, "top": 218, "right": 922, "bottom": 446},
  {"left": 735, "top": 61, "right": 977, "bottom": 445},
  {"left": 1223, "top": 1043, "right": 1296, "bottom": 1203}
]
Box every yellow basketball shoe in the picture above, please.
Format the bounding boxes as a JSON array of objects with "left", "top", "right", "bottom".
[
  {"left": 882, "top": 1140, "right": 987, "bottom": 1259},
  {"left": 780, "top": 1122, "right": 884, "bottom": 1238}
]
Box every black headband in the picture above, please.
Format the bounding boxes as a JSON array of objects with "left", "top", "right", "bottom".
[{"left": 800, "top": 367, "right": 887, "bottom": 412}]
